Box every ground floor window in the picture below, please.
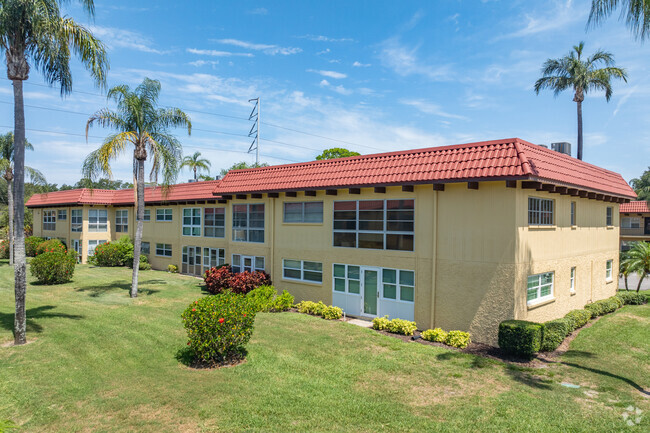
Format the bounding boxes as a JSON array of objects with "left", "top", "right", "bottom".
[
  {"left": 141, "top": 242, "right": 150, "bottom": 255},
  {"left": 156, "top": 243, "right": 172, "bottom": 257},
  {"left": 333, "top": 264, "right": 361, "bottom": 294},
  {"left": 381, "top": 268, "right": 415, "bottom": 302},
  {"left": 87, "top": 239, "right": 107, "bottom": 257},
  {"left": 527, "top": 272, "right": 554, "bottom": 304},
  {"left": 606, "top": 260, "right": 613, "bottom": 281},
  {"left": 203, "top": 248, "right": 225, "bottom": 273},
  {"left": 283, "top": 259, "right": 323, "bottom": 283},
  {"left": 570, "top": 267, "right": 576, "bottom": 293},
  {"left": 232, "top": 254, "right": 264, "bottom": 273}
]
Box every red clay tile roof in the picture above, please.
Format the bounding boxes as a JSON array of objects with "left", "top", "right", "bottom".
[
  {"left": 26, "top": 180, "right": 222, "bottom": 208},
  {"left": 213, "top": 138, "right": 636, "bottom": 198},
  {"left": 620, "top": 201, "right": 650, "bottom": 213}
]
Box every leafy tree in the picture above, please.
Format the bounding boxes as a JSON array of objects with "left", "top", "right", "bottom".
[
  {"left": 220, "top": 161, "right": 268, "bottom": 176},
  {"left": 198, "top": 174, "right": 215, "bottom": 181},
  {"left": 622, "top": 241, "right": 650, "bottom": 292},
  {"left": 588, "top": 1, "right": 650, "bottom": 40},
  {"left": 630, "top": 167, "right": 650, "bottom": 201},
  {"left": 0, "top": 0, "right": 109, "bottom": 345},
  {"left": 534, "top": 42, "right": 627, "bottom": 160},
  {"left": 315, "top": 148, "right": 361, "bottom": 160},
  {"left": 0, "top": 133, "right": 45, "bottom": 265},
  {"left": 83, "top": 78, "right": 190, "bottom": 298},
  {"left": 181, "top": 151, "right": 211, "bottom": 181}
]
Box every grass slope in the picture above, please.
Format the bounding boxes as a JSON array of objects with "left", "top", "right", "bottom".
[{"left": 0, "top": 263, "right": 648, "bottom": 432}]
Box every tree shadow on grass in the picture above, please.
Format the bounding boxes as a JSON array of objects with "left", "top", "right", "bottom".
[
  {"left": 503, "top": 364, "right": 554, "bottom": 390},
  {"left": 435, "top": 351, "right": 496, "bottom": 369},
  {"left": 75, "top": 280, "right": 166, "bottom": 298},
  {"left": 0, "top": 305, "right": 84, "bottom": 334},
  {"left": 559, "top": 360, "right": 650, "bottom": 397}
]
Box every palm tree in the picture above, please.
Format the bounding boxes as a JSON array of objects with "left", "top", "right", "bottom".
[
  {"left": 624, "top": 241, "right": 650, "bottom": 292},
  {"left": 588, "top": 1, "right": 650, "bottom": 40},
  {"left": 534, "top": 42, "right": 627, "bottom": 160},
  {"left": 619, "top": 250, "right": 632, "bottom": 290},
  {"left": 0, "top": 0, "right": 109, "bottom": 345},
  {"left": 0, "top": 133, "right": 46, "bottom": 265},
  {"left": 83, "top": 78, "right": 191, "bottom": 298},
  {"left": 181, "top": 151, "right": 211, "bottom": 181}
]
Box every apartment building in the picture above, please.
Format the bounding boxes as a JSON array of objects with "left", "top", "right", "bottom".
[
  {"left": 619, "top": 200, "right": 650, "bottom": 251},
  {"left": 27, "top": 138, "right": 636, "bottom": 344}
]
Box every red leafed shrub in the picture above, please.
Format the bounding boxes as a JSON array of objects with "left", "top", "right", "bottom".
[{"left": 203, "top": 265, "right": 272, "bottom": 295}]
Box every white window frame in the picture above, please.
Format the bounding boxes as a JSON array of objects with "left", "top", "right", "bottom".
[
  {"left": 155, "top": 243, "right": 172, "bottom": 257},
  {"left": 380, "top": 268, "right": 415, "bottom": 303},
  {"left": 87, "top": 239, "right": 107, "bottom": 256},
  {"left": 527, "top": 271, "right": 554, "bottom": 305},
  {"left": 204, "top": 207, "right": 225, "bottom": 238},
  {"left": 43, "top": 210, "right": 56, "bottom": 231},
  {"left": 282, "top": 259, "right": 323, "bottom": 283},
  {"left": 115, "top": 209, "right": 128, "bottom": 233},
  {"left": 88, "top": 209, "right": 108, "bottom": 232},
  {"left": 606, "top": 207, "right": 613, "bottom": 226},
  {"left": 182, "top": 207, "right": 201, "bottom": 237},
  {"left": 232, "top": 203, "right": 265, "bottom": 243},
  {"left": 71, "top": 209, "right": 82, "bottom": 232},
  {"left": 332, "top": 263, "right": 362, "bottom": 296},
  {"left": 621, "top": 216, "right": 640, "bottom": 229},
  {"left": 570, "top": 267, "right": 576, "bottom": 293},
  {"left": 283, "top": 201, "right": 324, "bottom": 223},
  {"left": 156, "top": 208, "right": 173, "bottom": 222},
  {"left": 203, "top": 247, "right": 225, "bottom": 272},
  {"left": 231, "top": 254, "right": 265, "bottom": 273},
  {"left": 528, "top": 197, "right": 554, "bottom": 226},
  {"left": 332, "top": 199, "right": 415, "bottom": 251},
  {"left": 606, "top": 260, "right": 613, "bottom": 281},
  {"left": 143, "top": 209, "right": 151, "bottom": 222},
  {"left": 141, "top": 241, "right": 150, "bottom": 255},
  {"left": 57, "top": 209, "right": 67, "bottom": 221},
  {"left": 570, "top": 201, "right": 576, "bottom": 226}
]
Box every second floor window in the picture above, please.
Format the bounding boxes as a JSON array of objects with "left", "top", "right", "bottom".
[
  {"left": 115, "top": 210, "right": 128, "bottom": 232},
  {"left": 143, "top": 209, "right": 151, "bottom": 221},
  {"left": 283, "top": 201, "right": 323, "bottom": 223},
  {"left": 204, "top": 208, "right": 225, "bottom": 238},
  {"left": 621, "top": 217, "right": 640, "bottom": 228},
  {"left": 528, "top": 197, "right": 554, "bottom": 226},
  {"left": 71, "top": 209, "right": 82, "bottom": 232},
  {"left": 43, "top": 210, "right": 56, "bottom": 231},
  {"left": 88, "top": 209, "right": 108, "bottom": 232},
  {"left": 606, "top": 207, "right": 613, "bottom": 226},
  {"left": 570, "top": 201, "right": 576, "bottom": 226},
  {"left": 57, "top": 209, "right": 67, "bottom": 220},
  {"left": 333, "top": 200, "right": 414, "bottom": 251},
  {"left": 233, "top": 204, "right": 264, "bottom": 243},
  {"left": 156, "top": 208, "right": 172, "bottom": 222},
  {"left": 182, "top": 208, "right": 201, "bottom": 236}
]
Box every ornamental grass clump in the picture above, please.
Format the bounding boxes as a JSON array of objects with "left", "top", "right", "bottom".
[
  {"left": 181, "top": 293, "right": 256, "bottom": 366},
  {"left": 30, "top": 246, "right": 76, "bottom": 284}
]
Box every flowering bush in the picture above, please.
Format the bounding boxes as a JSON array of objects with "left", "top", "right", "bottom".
[
  {"left": 30, "top": 247, "right": 76, "bottom": 284},
  {"left": 203, "top": 265, "right": 272, "bottom": 295},
  {"left": 181, "top": 293, "right": 256, "bottom": 365},
  {"left": 25, "top": 236, "right": 45, "bottom": 257},
  {"left": 90, "top": 236, "right": 133, "bottom": 267},
  {"left": 0, "top": 240, "right": 8, "bottom": 260},
  {"left": 35, "top": 239, "right": 64, "bottom": 256}
]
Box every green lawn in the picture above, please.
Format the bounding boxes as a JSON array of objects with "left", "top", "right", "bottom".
[{"left": 0, "top": 263, "right": 648, "bottom": 432}]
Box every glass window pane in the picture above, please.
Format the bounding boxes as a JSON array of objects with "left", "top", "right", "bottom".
[
  {"left": 383, "top": 284, "right": 397, "bottom": 299},
  {"left": 284, "top": 259, "right": 301, "bottom": 269},
  {"left": 400, "top": 286, "right": 414, "bottom": 302},
  {"left": 304, "top": 261, "right": 322, "bottom": 272},
  {"left": 348, "top": 266, "right": 360, "bottom": 280},
  {"left": 386, "top": 234, "right": 413, "bottom": 251},
  {"left": 358, "top": 233, "right": 383, "bottom": 249},
  {"left": 383, "top": 269, "right": 397, "bottom": 284},
  {"left": 284, "top": 203, "right": 303, "bottom": 222},
  {"left": 304, "top": 202, "right": 323, "bottom": 222},
  {"left": 303, "top": 271, "right": 322, "bottom": 282},
  {"left": 348, "top": 280, "right": 360, "bottom": 294},
  {"left": 334, "top": 278, "right": 346, "bottom": 292},
  {"left": 399, "top": 270, "right": 414, "bottom": 286},
  {"left": 255, "top": 257, "right": 264, "bottom": 270},
  {"left": 334, "top": 264, "right": 345, "bottom": 278},
  {"left": 284, "top": 269, "right": 301, "bottom": 279},
  {"left": 334, "top": 232, "right": 356, "bottom": 247}
]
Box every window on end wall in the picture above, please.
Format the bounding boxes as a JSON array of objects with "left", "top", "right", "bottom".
[
  {"left": 156, "top": 208, "right": 172, "bottom": 222},
  {"left": 43, "top": 210, "right": 56, "bottom": 231},
  {"left": 381, "top": 269, "right": 415, "bottom": 302},
  {"left": 204, "top": 208, "right": 225, "bottom": 238},
  {"left": 333, "top": 264, "right": 361, "bottom": 294},
  {"left": 283, "top": 201, "right": 324, "bottom": 223},
  {"left": 606, "top": 260, "right": 613, "bottom": 281},
  {"left": 570, "top": 202, "right": 576, "bottom": 226},
  {"left": 528, "top": 197, "right": 554, "bottom": 226},
  {"left": 527, "top": 272, "right": 554, "bottom": 304},
  {"left": 621, "top": 217, "right": 640, "bottom": 229},
  {"left": 115, "top": 210, "right": 128, "bottom": 232},
  {"left": 71, "top": 209, "right": 82, "bottom": 232},
  {"left": 182, "top": 208, "right": 201, "bottom": 236},
  {"left": 57, "top": 209, "right": 67, "bottom": 220},
  {"left": 283, "top": 259, "right": 323, "bottom": 283},
  {"left": 606, "top": 207, "right": 613, "bottom": 226},
  {"left": 156, "top": 243, "right": 172, "bottom": 257},
  {"left": 88, "top": 209, "right": 108, "bottom": 232},
  {"left": 570, "top": 267, "right": 576, "bottom": 293}
]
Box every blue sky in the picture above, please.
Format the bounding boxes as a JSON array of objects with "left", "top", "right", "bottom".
[{"left": 2, "top": 0, "right": 649, "bottom": 186}]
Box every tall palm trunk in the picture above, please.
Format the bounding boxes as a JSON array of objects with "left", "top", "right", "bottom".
[
  {"left": 130, "top": 156, "right": 145, "bottom": 298},
  {"left": 12, "top": 78, "right": 26, "bottom": 345},
  {"left": 8, "top": 177, "right": 14, "bottom": 266},
  {"left": 636, "top": 272, "right": 646, "bottom": 293},
  {"left": 624, "top": 274, "right": 629, "bottom": 291},
  {"left": 576, "top": 100, "right": 583, "bottom": 160},
  {"left": 193, "top": 166, "right": 197, "bottom": 181}
]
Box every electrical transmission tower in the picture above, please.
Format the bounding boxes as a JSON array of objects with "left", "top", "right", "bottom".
[{"left": 248, "top": 97, "right": 260, "bottom": 165}]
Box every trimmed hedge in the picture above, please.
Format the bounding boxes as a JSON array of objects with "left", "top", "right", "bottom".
[
  {"left": 498, "top": 320, "right": 543, "bottom": 357},
  {"left": 295, "top": 300, "right": 341, "bottom": 320},
  {"left": 616, "top": 291, "right": 647, "bottom": 305},
  {"left": 564, "top": 309, "right": 591, "bottom": 331},
  {"left": 540, "top": 318, "right": 570, "bottom": 352},
  {"left": 585, "top": 298, "right": 619, "bottom": 318}
]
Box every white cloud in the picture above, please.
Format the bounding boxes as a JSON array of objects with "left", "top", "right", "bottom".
[
  {"left": 316, "top": 48, "right": 331, "bottom": 55},
  {"left": 399, "top": 99, "right": 468, "bottom": 120},
  {"left": 307, "top": 69, "right": 347, "bottom": 79},
  {"left": 378, "top": 37, "right": 453, "bottom": 81},
  {"left": 189, "top": 60, "right": 219, "bottom": 68},
  {"left": 353, "top": 61, "right": 371, "bottom": 67},
  {"left": 186, "top": 48, "right": 253, "bottom": 57},
  {"left": 213, "top": 38, "right": 302, "bottom": 55},
  {"left": 299, "top": 34, "right": 355, "bottom": 43},
  {"left": 248, "top": 7, "right": 268, "bottom": 15},
  {"left": 495, "top": 0, "right": 586, "bottom": 40},
  {"left": 319, "top": 79, "right": 330, "bottom": 87},
  {"left": 89, "top": 26, "right": 167, "bottom": 54}
]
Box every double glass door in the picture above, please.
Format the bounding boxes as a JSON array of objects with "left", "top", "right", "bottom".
[{"left": 181, "top": 246, "right": 202, "bottom": 276}]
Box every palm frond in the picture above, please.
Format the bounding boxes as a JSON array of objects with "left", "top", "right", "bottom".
[
  {"left": 25, "top": 165, "right": 46, "bottom": 185},
  {"left": 82, "top": 131, "right": 137, "bottom": 180},
  {"left": 59, "top": 17, "right": 109, "bottom": 90}
]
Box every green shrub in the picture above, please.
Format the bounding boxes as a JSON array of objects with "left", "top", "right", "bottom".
[
  {"left": 271, "top": 290, "right": 294, "bottom": 312},
  {"left": 181, "top": 293, "right": 256, "bottom": 365},
  {"left": 421, "top": 328, "right": 448, "bottom": 343},
  {"left": 295, "top": 300, "right": 316, "bottom": 314},
  {"left": 92, "top": 236, "right": 133, "bottom": 267},
  {"left": 611, "top": 295, "right": 624, "bottom": 309},
  {"left": 168, "top": 264, "right": 178, "bottom": 273},
  {"left": 616, "top": 291, "right": 647, "bottom": 305},
  {"left": 372, "top": 316, "right": 391, "bottom": 331},
  {"left": 445, "top": 330, "right": 471, "bottom": 348},
  {"left": 585, "top": 297, "right": 620, "bottom": 318},
  {"left": 540, "top": 318, "right": 570, "bottom": 352},
  {"left": 30, "top": 249, "right": 76, "bottom": 284},
  {"left": 311, "top": 301, "right": 327, "bottom": 316},
  {"left": 387, "top": 318, "right": 418, "bottom": 336},
  {"left": 564, "top": 309, "right": 592, "bottom": 331},
  {"left": 498, "top": 320, "right": 543, "bottom": 358},
  {"left": 322, "top": 305, "right": 343, "bottom": 320},
  {"left": 35, "top": 238, "right": 64, "bottom": 256},
  {"left": 135, "top": 254, "right": 151, "bottom": 270},
  {"left": 25, "top": 236, "right": 45, "bottom": 256},
  {"left": 247, "top": 285, "right": 276, "bottom": 312}
]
